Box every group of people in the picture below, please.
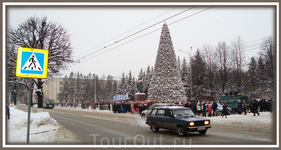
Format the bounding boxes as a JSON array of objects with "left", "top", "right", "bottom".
[
  {"left": 183, "top": 100, "right": 228, "bottom": 118},
  {"left": 248, "top": 99, "right": 273, "bottom": 116},
  {"left": 111, "top": 101, "right": 153, "bottom": 114}
]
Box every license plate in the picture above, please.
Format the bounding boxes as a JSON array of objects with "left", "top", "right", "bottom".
[{"left": 198, "top": 127, "right": 205, "bottom": 131}]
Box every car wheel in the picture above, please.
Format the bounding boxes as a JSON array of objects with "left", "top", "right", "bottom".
[
  {"left": 177, "top": 125, "right": 186, "bottom": 136},
  {"left": 151, "top": 123, "right": 159, "bottom": 132},
  {"left": 218, "top": 111, "right": 222, "bottom": 116},
  {"left": 199, "top": 130, "right": 207, "bottom": 135}
]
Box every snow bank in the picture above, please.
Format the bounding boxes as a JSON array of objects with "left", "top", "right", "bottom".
[
  {"left": 209, "top": 112, "right": 272, "bottom": 127},
  {"left": 7, "top": 107, "right": 78, "bottom": 144}
]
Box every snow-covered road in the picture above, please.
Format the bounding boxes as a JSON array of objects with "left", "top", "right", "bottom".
[{"left": 5, "top": 105, "right": 275, "bottom": 146}]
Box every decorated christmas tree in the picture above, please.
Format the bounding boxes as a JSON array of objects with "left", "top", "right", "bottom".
[{"left": 147, "top": 23, "right": 186, "bottom": 101}]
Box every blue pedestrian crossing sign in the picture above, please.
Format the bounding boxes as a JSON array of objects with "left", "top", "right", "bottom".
[{"left": 16, "top": 47, "right": 49, "bottom": 78}]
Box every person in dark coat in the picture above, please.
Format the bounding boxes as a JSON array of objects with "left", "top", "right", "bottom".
[
  {"left": 113, "top": 102, "right": 117, "bottom": 113},
  {"left": 222, "top": 103, "right": 228, "bottom": 118},
  {"left": 212, "top": 101, "right": 218, "bottom": 117},
  {"left": 202, "top": 102, "right": 207, "bottom": 117},
  {"left": 237, "top": 100, "right": 242, "bottom": 115},
  {"left": 190, "top": 101, "right": 196, "bottom": 114},
  {"left": 7, "top": 104, "right": 10, "bottom": 119},
  {"left": 139, "top": 104, "right": 143, "bottom": 115},
  {"left": 253, "top": 100, "right": 260, "bottom": 116},
  {"left": 108, "top": 103, "right": 111, "bottom": 111}
]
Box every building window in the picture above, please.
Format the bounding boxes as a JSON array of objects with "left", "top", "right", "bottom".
[{"left": 60, "top": 81, "right": 63, "bottom": 85}]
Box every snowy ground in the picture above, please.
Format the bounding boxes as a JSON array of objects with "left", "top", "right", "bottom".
[
  {"left": 6, "top": 106, "right": 79, "bottom": 144},
  {"left": 6, "top": 105, "right": 273, "bottom": 145}
]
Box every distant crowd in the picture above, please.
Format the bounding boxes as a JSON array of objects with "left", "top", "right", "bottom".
[{"left": 52, "top": 98, "right": 273, "bottom": 117}]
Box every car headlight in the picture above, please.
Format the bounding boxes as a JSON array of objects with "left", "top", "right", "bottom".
[
  {"left": 204, "top": 121, "right": 210, "bottom": 125},
  {"left": 189, "top": 122, "right": 195, "bottom": 126}
]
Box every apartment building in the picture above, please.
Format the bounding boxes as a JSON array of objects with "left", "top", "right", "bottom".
[{"left": 43, "top": 77, "right": 64, "bottom": 103}]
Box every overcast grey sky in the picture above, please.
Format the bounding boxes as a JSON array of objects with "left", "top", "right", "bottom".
[{"left": 6, "top": 4, "right": 275, "bottom": 79}]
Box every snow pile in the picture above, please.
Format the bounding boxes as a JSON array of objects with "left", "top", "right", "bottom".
[
  {"left": 7, "top": 107, "right": 78, "bottom": 144},
  {"left": 209, "top": 112, "right": 272, "bottom": 127}
]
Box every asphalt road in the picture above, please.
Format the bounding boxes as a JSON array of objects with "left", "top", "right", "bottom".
[{"left": 16, "top": 105, "right": 275, "bottom": 146}]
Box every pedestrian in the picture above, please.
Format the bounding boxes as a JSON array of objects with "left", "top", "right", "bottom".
[
  {"left": 196, "top": 100, "right": 202, "bottom": 116},
  {"left": 242, "top": 100, "right": 247, "bottom": 115},
  {"left": 202, "top": 101, "right": 207, "bottom": 117},
  {"left": 7, "top": 104, "right": 10, "bottom": 119},
  {"left": 113, "top": 102, "right": 117, "bottom": 113},
  {"left": 190, "top": 101, "right": 196, "bottom": 114},
  {"left": 122, "top": 102, "right": 126, "bottom": 113},
  {"left": 184, "top": 101, "right": 190, "bottom": 108},
  {"left": 139, "top": 104, "right": 143, "bottom": 115},
  {"left": 212, "top": 101, "right": 218, "bottom": 117},
  {"left": 253, "top": 100, "right": 260, "bottom": 116},
  {"left": 222, "top": 103, "right": 228, "bottom": 118},
  {"left": 208, "top": 104, "right": 212, "bottom": 117},
  {"left": 237, "top": 100, "right": 242, "bottom": 115}
]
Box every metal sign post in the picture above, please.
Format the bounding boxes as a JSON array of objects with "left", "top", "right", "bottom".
[
  {"left": 26, "top": 78, "right": 33, "bottom": 144},
  {"left": 15, "top": 47, "right": 48, "bottom": 144}
]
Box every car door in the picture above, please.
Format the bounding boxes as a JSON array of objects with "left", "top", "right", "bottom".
[
  {"left": 154, "top": 109, "right": 165, "bottom": 128},
  {"left": 163, "top": 109, "right": 174, "bottom": 130}
]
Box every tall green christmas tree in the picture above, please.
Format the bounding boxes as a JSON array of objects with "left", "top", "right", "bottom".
[{"left": 148, "top": 23, "right": 186, "bottom": 101}]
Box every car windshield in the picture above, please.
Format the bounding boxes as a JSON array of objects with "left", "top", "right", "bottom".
[{"left": 174, "top": 109, "right": 195, "bottom": 117}]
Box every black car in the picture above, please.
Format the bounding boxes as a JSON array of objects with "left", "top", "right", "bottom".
[{"left": 146, "top": 106, "right": 211, "bottom": 136}]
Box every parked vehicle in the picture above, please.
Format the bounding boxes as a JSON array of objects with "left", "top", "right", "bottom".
[
  {"left": 217, "top": 94, "right": 249, "bottom": 113},
  {"left": 43, "top": 99, "right": 55, "bottom": 109},
  {"left": 141, "top": 103, "right": 177, "bottom": 119},
  {"left": 217, "top": 103, "right": 232, "bottom": 115},
  {"left": 146, "top": 106, "right": 211, "bottom": 136}
]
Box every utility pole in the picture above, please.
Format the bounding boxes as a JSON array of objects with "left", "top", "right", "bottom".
[
  {"left": 94, "top": 74, "right": 96, "bottom": 104},
  {"left": 190, "top": 47, "right": 193, "bottom": 100}
]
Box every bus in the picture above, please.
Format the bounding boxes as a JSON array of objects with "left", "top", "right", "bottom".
[
  {"left": 43, "top": 99, "right": 55, "bottom": 109},
  {"left": 217, "top": 94, "right": 249, "bottom": 113}
]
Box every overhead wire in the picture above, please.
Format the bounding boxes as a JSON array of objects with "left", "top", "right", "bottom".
[
  {"left": 80, "top": 7, "right": 211, "bottom": 63},
  {"left": 75, "top": 7, "right": 178, "bottom": 60},
  {"left": 76, "top": 7, "right": 195, "bottom": 62}
]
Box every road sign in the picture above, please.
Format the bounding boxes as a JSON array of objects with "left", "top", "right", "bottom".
[{"left": 16, "top": 47, "right": 48, "bottom": 78}]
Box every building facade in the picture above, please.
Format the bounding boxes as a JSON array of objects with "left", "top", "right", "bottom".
[{"left": 43, "top": 77, "right": 64, "bottom": 103}]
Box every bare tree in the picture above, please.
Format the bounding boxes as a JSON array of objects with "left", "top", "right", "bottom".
[
  {"left": 201, "top": 44, "right": 217, "bottom": 99},
  {"left": 230, "top": 36, "right": 246, "bottom": 91},
  {"left": 214, "top": 42, "right": 231, "bottom": 94},
  {"left": 257, "top": 36, "right": 275, "bottom": 97},
  {"left": 8, "top": 16, "right": 73, "bottom": 107}
]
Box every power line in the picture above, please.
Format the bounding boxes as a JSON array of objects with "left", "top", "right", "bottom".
[
  {"left": 75, "top": 7, "right": 178, "bottom": 60},
  {"left": 81, "top": 7, "right": 211, "bottom": 63},
  {"left": 76, "top": 7, "right": 195, "bottom": 62}
]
